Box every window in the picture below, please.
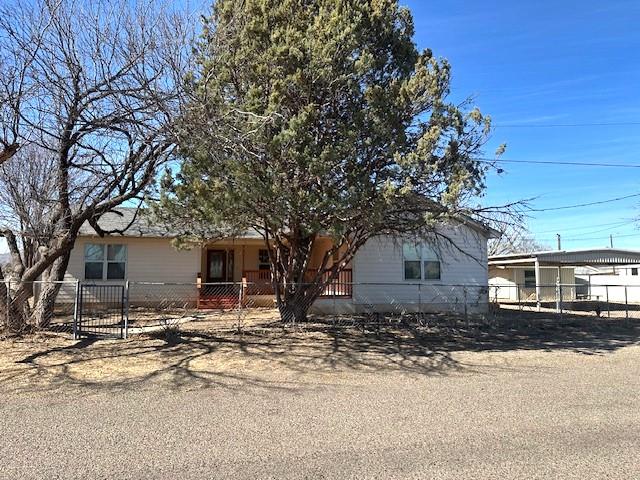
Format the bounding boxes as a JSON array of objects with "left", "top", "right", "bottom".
[
  {"left": 423, "top": 247, "right": 441, "bottom": 280},
  {"left": 632, "top": 268, "right": 638, "bottom": 276},
  {"left": 84, "top": 244, "right": 104, "bottom": 280},
  {"left": 84, "top": 243, "right": 127, "bottom": 280},
  {"left": 258, "top": 249, "right": 270, "bottom": 270},
  {"left": 524, "top": 269, "right": 536, "bottom": 288},
  {"left": 403, "top": 243, "right": 441, "bottom": 281},
  {"left": 107, "top": 244, "right": 127, "bottom": 279}
]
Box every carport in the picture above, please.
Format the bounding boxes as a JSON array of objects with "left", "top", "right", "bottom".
[{"left": 489, "top": 248, "right": 640, "bottom": 310}]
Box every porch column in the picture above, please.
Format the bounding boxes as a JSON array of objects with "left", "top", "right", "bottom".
[{"left": 535, "top": 257, "right": 541, "bottom": 311}]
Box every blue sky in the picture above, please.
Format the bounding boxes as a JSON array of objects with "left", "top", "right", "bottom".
[
  {"left": 403, "top": 0, "right": 640, "bottom": 248},
  {"left": 2, "top": 1, "right": 637, "bottom": 255}
]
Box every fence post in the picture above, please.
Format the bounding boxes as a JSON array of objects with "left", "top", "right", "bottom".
[
  {"left": 5, "top": 279, "right": 10, "bottom": 333},
  {"left": 555, "top": 277, "right": 561, "bottom": 314},
  {"left": 235, "top": 281, "right": 243, "bottom": 331},
  {"left": 559, "top": 284, "right": 563, "bottom": 317},
  {"left": 77, "top": 281, "right": 83, "bottom": 338},
  {"left": 123, "top": 280, "right": 130, "bottom": 339},
  {"left": 625, "top": 286, "right": 629, "bottom": 321},
  {"left": 463, "top": 286, "right": 468, "bottom": 326},
  {"left": 516, "top": 283, "right": 521, "bottom": 310},
  {"left": 606, "top": 285, "right": 610, "bottom": 318},
  {"left": 72, "top": 280, "right": 80, "bottom": 340}
]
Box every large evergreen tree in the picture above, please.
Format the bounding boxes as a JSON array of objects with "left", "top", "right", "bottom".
[{"left": 159, "top": 0, "right": 494, "bottom": 322}]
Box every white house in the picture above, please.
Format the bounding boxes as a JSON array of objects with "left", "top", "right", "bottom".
[{"left": 59, "top": 209, "right": 498, "bottom": 314}]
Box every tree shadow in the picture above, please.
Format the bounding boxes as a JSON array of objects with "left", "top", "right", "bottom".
[
  {"left": 475, "top": 309, "right": 640, "bottom": 354},
  {"left": 1, "top": 308, "right": 638, "bottom": 396},
  {"left": 17, "top": 337, "right": 99, "bottom": 365}
]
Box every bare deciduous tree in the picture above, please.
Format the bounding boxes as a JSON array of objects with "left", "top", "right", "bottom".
[
  {"left": 487, "top": 213, "right": 550, "bottom": 256},
  {"left": 0, "top": 145, "right": 57, "bottom": 274},
  {"left": 0, "top": 0, "right": 192, "bottom": 331}
]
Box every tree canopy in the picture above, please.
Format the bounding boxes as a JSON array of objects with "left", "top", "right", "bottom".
[{"left": 158, "top": 0, "right": 497, "bottom": 321}]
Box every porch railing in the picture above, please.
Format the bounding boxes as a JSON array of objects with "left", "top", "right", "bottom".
[{"left": 242, "top": 269, "right": 353, "bottom": 297}]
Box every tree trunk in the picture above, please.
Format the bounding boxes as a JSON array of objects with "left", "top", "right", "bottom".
[
  {"left": 276, "top": 293, "right": 312, "bottom": 323},
  {"left": 268, "top": 230, "right": 349, "bottom": 325},
  {"left": 275, "top": 280, "right": 330, "bottom": 324},
  {"left": 0, "top": 143, "right": 19, "bottom": 165},
  {"left": 31, "top": 252, "right": 71, "bottom": 329},
  {"left": 31, "top": 283, "right": 61, "bottom": 329},
  {"left": 0, "top": 281, "right": 31, "bottom": 334}
]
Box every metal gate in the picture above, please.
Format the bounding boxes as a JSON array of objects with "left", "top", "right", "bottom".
[{"left": 75, "top": 284, "right": 128, "bottom": 339}]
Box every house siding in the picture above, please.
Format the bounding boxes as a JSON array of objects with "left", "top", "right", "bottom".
[
  {"left": 59, "top": 224, "right": 492, "bottom": 314},
  {"left": 59, "top": 236, "right": 201, "bottom": 303},
  {"left": 346, "top": 225, "right": 490, "bottom": 313}
]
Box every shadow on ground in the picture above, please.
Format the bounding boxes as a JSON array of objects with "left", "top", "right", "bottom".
[{"left": 1, "top": 308, "right": 639, "bottom": 395}]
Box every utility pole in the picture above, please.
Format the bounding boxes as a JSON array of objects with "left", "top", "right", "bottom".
[
  {"left": 610, "top": 234, "right": 614, "bottom": 248},
  {"left": 557, "top": 234, "right": 561, "bottom": 250}
]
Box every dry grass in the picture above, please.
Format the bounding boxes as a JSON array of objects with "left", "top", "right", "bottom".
[
  {"left": 1, "top": 307, "right": 639, "bottom": 397},
  {"left": 499, "top": 300, "right": 640, "bottom": 319}
]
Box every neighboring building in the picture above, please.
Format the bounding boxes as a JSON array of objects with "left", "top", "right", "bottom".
[
  {"left": 58, "top": 208, "right": 498, "bottom": 313},
  {"left": 489, "top": 249, "right": 640, "bottom": 306},
  {"left": 489, "top": 264, "right": 576, "bottom": 303},
  {"left": 575, "top": 263, "right": 640, "bottom": 303}
]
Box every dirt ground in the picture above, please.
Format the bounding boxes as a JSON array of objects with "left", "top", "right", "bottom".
[
  {"left": 2, "top": 309, "right": 640, "bottom": 479},
  {"left": 1, "top": 308, "right": 638, "bottom": 396}
]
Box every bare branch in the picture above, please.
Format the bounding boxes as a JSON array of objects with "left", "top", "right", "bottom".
[{"left": 0, "top": 0, "right": 195, "bottom": 330}]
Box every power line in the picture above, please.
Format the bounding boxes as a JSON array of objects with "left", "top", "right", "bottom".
[
  {"left": 477, "top": 158, "right": 640, "bottom": 168},
  {"left": 534, "top": 220, "right": 634, "bottom": 234},
  {"left": 564, "top": 224, "right": 635, "bottom": 237},
  {"left": 563, "top": 232, "right": 640, "bottom": 242},
  {"left": 519, "top": 231, "right": 640, "bottom": 243},
  {"left": 493, "top": 121, "right": 640, "bottom": 128},
  {"left": 528, "top": 192, "right": 640, "bottom": 212},
  {"left": 577, "top": 228, "right": 626, "bottom": 238}
]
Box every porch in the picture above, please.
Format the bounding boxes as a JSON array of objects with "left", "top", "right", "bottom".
[{"left": 195, "top": 239, "right": 353, "bottom": 309}]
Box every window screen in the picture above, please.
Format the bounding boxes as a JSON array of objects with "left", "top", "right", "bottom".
[
  {"left": 258, "top": 249, "right": 270, "bottom": 270},
  {"left": 106, "top": 245, "right": 126, "bottom": 280},
  {"left": 84, "top": 243, "right": 127, "bottom": 280},
  {"left": 403, "top": 243, "right": 440, "bottom": 280},
  {"left": 84, "top": 244, "right": 105, "bottom": 280},
  {"left": 403, "top": 243, "right": 422, "bottom": 280},
  {"left": 524, "top": 269, "right": 536, "bottom": 288},
  {"left": 422, "top": 245, "right": 441, "bottom": 280}
]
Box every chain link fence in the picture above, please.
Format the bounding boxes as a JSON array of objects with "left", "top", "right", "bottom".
[
  {"left": 488, "top": 282, "right": 640, "bottom": 319},
  {"left": 2, "top": 280, "right": 640, "bottom": 338},
  {"left": 2, "top": 280, "right": 78, "bottom": 336}
]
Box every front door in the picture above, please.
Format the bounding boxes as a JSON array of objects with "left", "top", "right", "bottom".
[{"left": 206, "top": 250, "right": 227, "bottom": 282}]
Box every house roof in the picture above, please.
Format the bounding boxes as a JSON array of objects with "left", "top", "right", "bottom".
[
  {"left": 79, "top": 208, "right": 169, "bottom": 237},
  {"left": 78, "top": 208, "right": 264, "bottom": 239},
  {"left": 80, "top": 207, "right": 498, "bottom": 240},
  {"left": 489, "top": 248, "right": 640, "bottom": 267},
  {"left": 455, "top": 216, "right": 501, "bottom": 239}
]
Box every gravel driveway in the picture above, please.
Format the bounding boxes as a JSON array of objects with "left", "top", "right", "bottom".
[{"left": 1, "top": 316, "right": 639, "bottom": 479}]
